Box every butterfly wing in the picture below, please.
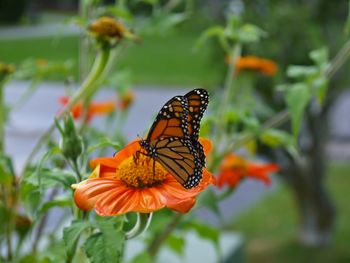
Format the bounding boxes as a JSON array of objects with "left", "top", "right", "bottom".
[
  {"left": 145, "top": 95, "right": 189, "bottom": 142},
  {"left": 153, "top": 137, "right": 202, "bottom": 189},
  {"left": 184, "top": 89, "right": 209, "bottom": 167}
]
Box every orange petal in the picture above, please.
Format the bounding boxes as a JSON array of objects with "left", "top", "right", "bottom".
[
  {"left": 73, "top": 178, "right": 124, "bottom": 211},
  {"left": 199, "top": 137, "right": 213, "bottom": 155},
  {"left": 95, "top": 187, "right": 165, "bottom": 216},
  {"left": 217, "top": 170, "right": 242, "bottom": 188},
  {"left": 167, "top": 197, "right": 196, "bottom": 213},
  {"left": 90, "top": 157, "right": 119, "bottom": 171},
  {"left": 112, "top": 139, "right": 142, "bottom": 167},
  {"left": 89, "top": 101, "right": 116, "bottom": 115}
]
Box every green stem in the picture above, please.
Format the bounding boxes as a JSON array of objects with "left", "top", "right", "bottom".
[
  {"left": 20, "top": 48, "right": 110, "bottom": 178},
  {"left": 125, "top": 213, "right": 153, "bottom": 240},
  {"left": 0, "top": 80, "right": 5, "bottom": 153},
  {"left": 216, "top": 44, "right": 241, "bottom": 145},
  {"left": 148, "top": 213, "right": 182, "bottom": 258}
]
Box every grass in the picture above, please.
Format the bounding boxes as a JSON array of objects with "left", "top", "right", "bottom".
[
  {"left": 228, "top": 163, "right": 350, "bottom": 263},
  {"left": 0, "top": 30, "right": 221, "bottom": 86}
]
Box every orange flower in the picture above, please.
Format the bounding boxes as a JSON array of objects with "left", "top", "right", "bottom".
[
  {"left": 73, "top": 138, "right": 215, "bottom": 216},
  {"left": 118, "top": 90, "right": 134, "bottom": 110},
  {"left": 217, "top": 153, "right": 279, "bottom": 188},
  {"left": 228, "top": 56, "right": 277, "bottom": 76},
  {"left": 59, "top": 96, "right": 116, "bottom": 121}
]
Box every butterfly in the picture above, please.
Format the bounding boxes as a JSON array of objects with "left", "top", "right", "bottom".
[
  {"left": 140, "top": 89, "right": 209, "bottom": 189},
  {"left": 184, "top": 89, "right": 209, "bottom": 167}
]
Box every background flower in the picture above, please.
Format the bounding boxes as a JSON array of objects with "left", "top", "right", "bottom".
[{"left": 217, "top": 153, "right": 279, "bottom": 188}]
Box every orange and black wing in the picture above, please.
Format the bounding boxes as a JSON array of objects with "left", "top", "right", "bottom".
[
  {"left": 185, "top": 89, "right": 209, "bottom": 140},
  {"left": 184, "top": 89, "right": 209, "bottom": 167},
  {"left": 153, "top": 137, "right": 202, "bottom": 189},
  {"left": 145, "top": 95, "right": 189, "bottom": 142}
]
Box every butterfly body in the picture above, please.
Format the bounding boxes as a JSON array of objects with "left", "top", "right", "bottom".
[{"left": 140, "top": 89, "right": 209, "bottom": 189}]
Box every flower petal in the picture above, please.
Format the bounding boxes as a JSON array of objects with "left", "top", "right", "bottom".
[
  {"left": 73, "top": 178, "right": 124, "bottom": 211},
  {"left": 199, "top": 138, "right": 213, "bottom": 155}
]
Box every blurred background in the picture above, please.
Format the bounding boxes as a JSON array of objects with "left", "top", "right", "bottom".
[{"left": 1, "top": 0, "right": 350, "bottom": 262}]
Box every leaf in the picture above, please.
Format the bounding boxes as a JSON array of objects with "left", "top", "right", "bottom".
[
  {"left": 87, "top": 138, "right": 120, "bottom": 154},
  {"left": 128, "top": 252, "right": 153, "bottom": 263},
  {"left": 25, "top": 169, "right": 77, "bottom": 190},
  {"left": 313, "top": 75, "right": 328, "bottom": 104},
  {"left": 195, "top": 26, "right": 229, "bottom": 52},
  {"left": 84, "top": 217, "right": 125, "bottom": 263},
  {"left": 260, "top": 129, "right": 295, "bottom": 148},
  {"left": 84, "top": 231, "right": 125, "bottom": 263},
  {"left": 287, "top": 65, "right": 317, "bottom": 79},
  {"left": 196, "top": 189, "right": 221, "bottom": 217},
  {"left": 237, "top": 24, "right": 267, "bottom": 43},
  {"left": 63, "top": 220, "right": 91, "bottom": 262},
  {"left": 166, "top": 234, "right": 185, "bottom": 256},
  {"left": 39, "top": 195, "right": 73, "bottom": 214},
  {"left": 285, "top": 83, "right": 312, "bottom": 138},
  {"left": 185, "top": 221, "right": 220, "bottom": 252},
  {"left": 20, "top": 181, "right": 41, "bottom": 217},
  {"left": 309, "top": 47, "right": 328, "bottom": 66}
]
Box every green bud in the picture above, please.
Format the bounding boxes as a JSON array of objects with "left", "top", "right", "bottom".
[{"left": 56, "top": 114, "right": 84, "bottom": 162}]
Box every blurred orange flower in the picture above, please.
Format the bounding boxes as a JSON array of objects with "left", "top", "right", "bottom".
[
  {"left": 217, "top": 153, "right": 279, "bottom": 188},
  {"left": 72, "top": 138, "right": 215, "bottom": 216},
  {"left": 227, "top": 56, "right": 278, "bottom": 76},
  {"left": 59, "top": 96, "right": 116, "bottom": 121},
  {"left": 118, "top": 90, "right": 134, "bottom": 110}
]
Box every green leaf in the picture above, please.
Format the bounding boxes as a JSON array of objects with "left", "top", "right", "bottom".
[
  {"left": 185, "top": 221, "right": 220, "bottom": 252},
  {"left": 286, "top": 65, "right": 317, "bottom": 79},
  {"left": 39, "top": 195, "right": 73, "bottom": 214},
  {"left": 0, "top": 156, "right": 13, "bottom": 185},
  {"left": 285, "top": 83, "right": 312, "bottom": 137},
  {"left": 309, "top": 47, "right": 328, "bottom": 66},
  {"left": 128, "top": 252, "right": 153, "bottom": 263},
  {"left": 87, "top": 138, "right": 120, "bottom": 154},
  {"left": 166, "top": 234, "right": 186, "bottom": 256},
  {"left": 25, "top": 169, "right": 77, "bottom": 190},
  {"left": 20, "top": 181, "right": 41, "bottom": 217},
  {"left": 195, "top": 26, "right": 229, "bottom": 52},
  {"left": 63, "top": 220, "right": 91, "bottom": 262},
  {"left": 197, "top": 189, "right": 221, "bottom": 217},
  {"left": 313, "top": 75, "right": 328, "bottom": 104},
  {"left": 84, "top": 231, "right": 125, "bottom": 263},
  {"left": 84, "top": 217, "right": 125, "bottom": 263},
  {"left": 237, "top": 24, "right": 267, "bottom": 43},
  {"left": 260, "top": 129, "right": 295, "bottom": 148}
]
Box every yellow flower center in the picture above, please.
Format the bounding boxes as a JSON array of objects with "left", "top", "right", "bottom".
[{"left": 116, "top": 154, "right": 168, "bottom": 188}]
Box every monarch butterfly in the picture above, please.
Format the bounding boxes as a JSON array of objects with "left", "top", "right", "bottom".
[
  {"left": 184, "top": 89, "right": 209, "bottom": 167},
  {"left": 140, "top": 89, "right": 209, "bottom": 189}
]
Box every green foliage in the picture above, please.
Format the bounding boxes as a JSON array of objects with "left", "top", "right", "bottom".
[
  {"left": 229, "top": 164, "right": 350, "bottom": 263},
  {"left": 84, "top": 217, "right": 125, "bottom": 263},
  {"left": 128, "top": 252, "right": 153, "bottom": 263},
  {"left": 196, "top": 14, "right": 265, "bottom": 53},
  {"left": 285, "top": 83, "right": 311, "bottom": 138},
  {"left": 56, "top": 115, "right": 84, "bottom": 163},
  {"left": 63, "top": 220, "right": 91, "bottom": 262},
  {"left": 0, "top": 154, "right": 14, "bottom": 185},
  {"left": 166, "top": 234, "right": 186, "bottom": 256}
]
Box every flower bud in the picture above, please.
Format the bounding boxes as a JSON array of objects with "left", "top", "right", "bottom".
[
  {"left": 56, "top": 114, "right": 84, "bottom": 162},
  {"left": 88, "top": 16, "right": 138, "bottom": 49},
  {"left": 0, "top": 62, "right": 15, "bottom": 82}
]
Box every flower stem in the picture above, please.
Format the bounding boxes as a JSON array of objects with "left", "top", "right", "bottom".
[
  {"left": 0, "top": 80, "right": 5, "bottom": 153},
  {"left": 20, "top": 48, "right": 110, "bottom": 178},
  {"left": 216, "top": 44, "right": 241, "bottom": 144},
  {"left": 148, "top": 213, "right": 182, "bottom": 258},
  {"left": 125, "top": 213, "right": 153, "bottom": 240}
]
